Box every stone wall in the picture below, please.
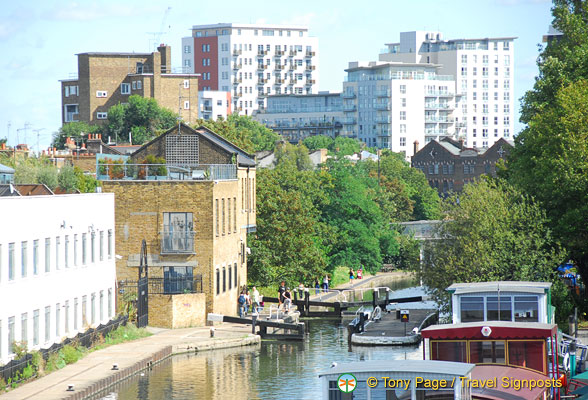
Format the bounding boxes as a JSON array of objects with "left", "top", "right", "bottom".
[{"left": 149, "top": 293, "right": 206, "bottom": 328}]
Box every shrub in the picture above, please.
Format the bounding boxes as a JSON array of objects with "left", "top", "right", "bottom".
[
  {"left": 12, "top": 341, "right": 28, "bottom": 359},
  {"left": 62, "top": 345, "right": 82, "bottom": 365},
  {"left": 45, "top": 351, "right": 66, "bottom": 373}
]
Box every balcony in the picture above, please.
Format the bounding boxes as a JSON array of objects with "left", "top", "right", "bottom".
[
  {"left": 305, "top": 51, "right": 315, "bottom": 57},
  {"left": 289, "top": 50, "right": 298, "bottom": 56},
  {"left": 288, "top": 79, "right": 297, "bottom": 85},
  {"left": 305, "top": 79, "right": 316, "bottom": 85},
  {"left": 274, "top": 79, "right": 285, "bottom": 85},
  {"left": 425, "top": 129, "right": 449, "bottom": 135},
  {"left": 289, "top": 65, "right": 296, "bottom": 71},
  {"left": 343, "top": 104, "right": 357, "bottom": 112},
  {"left": 425, "top": 91, "right": 454, "bottom": 97},
  {"left": 232, "top": 49, "right": 242, "bottom": 56},
  {"left": 343, "top": 117, "right": 357, "bottom": 125},
  {"left": 275, "top": 50, "right": 285, "bottom": 56},
  {"left": 257, "top": 50, "right": 268, "bottom": 56},
  {"left": 96, "top": 163, "right": 237, "bottom": 181},
  {"left": 425, "top": 103, "right": 451, "bottom": 110},
  {"left": 305, "top": 65, "right": 316, "bottom": 71},
  {"left": 232, "top": 78, "right": 242, "bottom": 85},
  {"left": 342, "top": 92, "right": 356, "bottom": 99},
  {"left": 257, "top": 79, "right": 268, "bottom": 85},
  {"left": 375, "top": 90, "right": 389, "bottom": 97},
  {"left": 375, "top": 103, "right": 390, "bottom": 110},
  {"left": 161, "top": 229, "right": 196, "bottom": 254},
  {"left": 232, "top": 63, "right": 242, "bottom": 70},
  {"left": 375, "top": 117, "right": 391, "bottom": 124},
  {"left": 257, "top": 64, "right": 268, "bottom": 70},
  {"left": 275, "top": 65, "right": 285, "bottom": 70},
  {"left": 202, "top": 105, "right": 213, "bottom": 112}
]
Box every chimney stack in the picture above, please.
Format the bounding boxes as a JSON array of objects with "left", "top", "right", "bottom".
[
  {"left": 458, "top": 138, "right": 465, "bottom": 149},
  {"left": 413, "top": 140, "right": 420, "bottom": 155}
]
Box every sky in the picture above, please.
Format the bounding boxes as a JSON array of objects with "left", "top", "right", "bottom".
[{"left": 0, "top": 0, "right": 554, "bottom": 152}]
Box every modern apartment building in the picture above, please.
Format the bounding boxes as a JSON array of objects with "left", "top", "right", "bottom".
[
  {"left": 379, "top": 31, "right": 515, "bottom": 149},
  {"left": 342, "top": 62, "right": 456, "bottom": 158},
  {"left": 198, "top": 90, "right": 232, "bottom": 121},
  {"left": 182, "top": 23, "right": 319, "bottom": 116},
  {"left": 253, "top": 92, "right": 343, "bottom": 143},
  {"left": 0, "top": 193, "right": 116, "bottom": 364},
  {"left": 59, "top": 45, "right": 199, "bottom": 128}
]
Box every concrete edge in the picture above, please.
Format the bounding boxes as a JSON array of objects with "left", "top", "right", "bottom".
[
  {"left": 172, "top": 334, "right": 261, "bottom": 355},
  {"left": 351, "top": 333, "right": 421, "bottom": 346}
]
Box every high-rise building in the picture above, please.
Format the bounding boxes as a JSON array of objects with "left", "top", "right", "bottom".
[
  {"left": 342, "top": 61, "right": 456, "bottom": 158},
  {"left": 182, "top": 23, "right": 319, "bottom": 116},
  {"left": 379, "top": 31, "right": 515, "bottom": 149}
]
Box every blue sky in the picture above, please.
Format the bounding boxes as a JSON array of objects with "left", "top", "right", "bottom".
[{"left": 0, "top": 0, "right": 553, "bottom": 151}]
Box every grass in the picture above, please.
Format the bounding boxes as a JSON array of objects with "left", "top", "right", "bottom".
[{"left": 330, "top": 266, "right": 372, "bottom": 289}]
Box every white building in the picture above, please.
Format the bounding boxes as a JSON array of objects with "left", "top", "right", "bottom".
[
  {"left": 379, "top": 31, "right": 515, "bottom": 149},
  {"left": 198, "top": 90, "right": 231, "bottom": 121},
  {"left": 342, "top": 61, "right": 456, "bottom": 159},
  {"left": 182, "top": 23, "right": 319, "bottom": 116},
  {"left": 0, "top": 193, "right": 117, "bottom": 364}
]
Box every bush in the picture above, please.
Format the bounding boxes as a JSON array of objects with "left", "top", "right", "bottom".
[
  {"left": 45, "top": 351, "right": 66, "bottom": 373},
  {"left": 12, "top": 341, "right": 28, "bottom": 359},
  {"left": 62, "top": 345, "right": 83, "bottom": 365}
]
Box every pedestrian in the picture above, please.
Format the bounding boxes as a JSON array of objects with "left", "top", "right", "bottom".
[
  {"left": 278, "top": 281, "right": 286, "bottom": 309},
  {"left": 245, "top": 289, "right": 251, "bottom": 315},
  {"left": 238, "top": 291, "right": 247, "bottom": 318},
  {"left": 251, "top": 286, "right": 261, "bottom": 313},
  {"left": 322, "top": 274, "right": 330, "bottom": 291},
  {"left": 314, "top": 278, "right": 320, "bottom": 295},
  {"left": 349, "top": 268, "right": 355, "bottom": 285},
  {"left": 298, "top": 282, "right": 305, "bottom": 298},
  {"left": 283, "top": 287, "right": 292, "bottom": 312},
  {"left": 357, "top": 267, "right": 363, "bottom": 280}
]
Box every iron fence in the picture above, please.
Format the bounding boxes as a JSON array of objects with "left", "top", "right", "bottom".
[
  {"left": 119, "top": 275, "right": 203, "bottom": 296},
  {"left": 96, "top": 163, "right": 237, "bottom": 181}
]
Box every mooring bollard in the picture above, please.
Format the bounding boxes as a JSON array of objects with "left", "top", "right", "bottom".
[{"left": 210, "top": 327, "right": 215, "bottom": 338}]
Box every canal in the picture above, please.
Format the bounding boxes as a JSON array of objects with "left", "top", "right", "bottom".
[{"left": 96, "top": 277, "right": 422, "bottom": 400}]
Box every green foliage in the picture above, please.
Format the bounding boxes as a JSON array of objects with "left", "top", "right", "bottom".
[
  {"left": 74, "top": 166, "right": 100, "bottom": 193},
  {"left": 330, "top": 136, "right": 361, "bottom": 156},
  {"left": 52, "top": 122, "right": 99, "bottom": 149},
  {"left": 302, "top": 135, "right": 333, "bottom": 151},
  {"left": 102, "top": 323, "right": 151, "bottom": 346},
  {"left": 12, "top": 341, "right": 28, "bottom": 359},
  {"left": 0, "top": 376, "right": 6, "bottom": 391},
  {"left": 8, "top": 156, "right": 60, "bottom": 189},
  {"left": 197, "top": 114, "right": 281, "bottom": 153},
  {"left": 58, "top": 165, "right": 78, "bottom": 193},
  {"left": 103, "top": 95, "right": 177, "bottom": 144},
  {"left": 45, "top": 351, "right": 66, "bottom": 373},
  {"left": 274, "top": 142, "right": 313, "bottom": 171},
  {"left": 36, "top": 165, "right": 58, "bottom": 189},
  {"left": 418, "top": 178, "right": 569, "bottom": 324},
  {"left": 62, "top": 344, "right": 85, "bottom": 365}
]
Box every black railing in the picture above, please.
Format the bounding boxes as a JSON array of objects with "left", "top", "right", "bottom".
[
  {"left": 119, "top": 275, "right": 203, "bottom": 296},
  {"left": 161, "top": 231, "right": 195, "bottom": 254}
]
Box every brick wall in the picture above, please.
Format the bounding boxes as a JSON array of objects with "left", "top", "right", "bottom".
[{"left": 149, "top": 293, "right": 206, "bottom": 328}]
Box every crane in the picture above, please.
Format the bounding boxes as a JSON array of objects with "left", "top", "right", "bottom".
[{"left": 147, "top": 6, "right": 171, "bottom": 51}]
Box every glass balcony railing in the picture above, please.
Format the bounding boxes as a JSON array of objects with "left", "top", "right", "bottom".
[
  {"left": 161, "top": 230, "right": 196, "bottom": 254},
  {"left": 96, "top": 164, "right": 237, "bottom": 181}
]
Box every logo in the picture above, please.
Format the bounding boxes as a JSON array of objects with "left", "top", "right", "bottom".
[{"left": 338, "top": 373, "right": 357, "bottom": 393}]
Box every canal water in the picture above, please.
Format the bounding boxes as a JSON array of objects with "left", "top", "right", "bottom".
[{"left": 96, "top": 277, "right": 422, "bottom": 400}]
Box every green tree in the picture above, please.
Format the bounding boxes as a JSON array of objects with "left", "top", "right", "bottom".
[
  {"left": 274, "top": 142, "right": 313, "bottom": 171},
  {"left": 418, "top": 178, "right": 571, "bottom": 326},
  {"left": 302, "top": 135, "right": 333, "bottom": 151},
  {"left": 58, "top": 165, "right": 78, "bottom": 193},
  {"left": 35, "top": 164, "right": 58, "bottom": 189},
  {"left": 52, "top": 122, "right": 99, "bottom": 149},
  {"left": 74, "top": 167, "right": 100, "bottom": 193},
  {"left": 329, "top": 136, "right": 361, "bottom": 156},
  {"left": 197, "top": 114, "right": 281, "bottom": 153}
]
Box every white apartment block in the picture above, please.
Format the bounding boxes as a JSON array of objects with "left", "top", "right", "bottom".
[
  {"left": 379, "top": 31, "right": 515, "bottom": 149},
  {"left": 342, "top": 62, "right": 456, "bottom": 159},
  {"left": 198, "top": 90, "right": 232, "bottom": 121},
  {"left": 182, "top": 23, "right": 319, "bottom": 117},
  {"left": 0, "top": 193, "right": 116, "bottom": 364}
]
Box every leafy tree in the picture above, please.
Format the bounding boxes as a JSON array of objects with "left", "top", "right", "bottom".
[
  {"left": 418, "top": 178, "right": 571, "bottom": 326},
  {"left": 329, "top": 136, "right": 361, "bottom": 156},
  {"left": 248, "top": 163, "right": 334, "bottom": 286},
  {"left": 52, "top": 122, "right": 99, "bottom": 149},
  {"left": 103, "top": 95, "right": 177, "bottom": 145},
  {"left": 58, "top": 165, "right": 78, "bottom": 193},
  {"left": 274, "top": 142, "right": 313, "bottom": 171},
  {"left": 197, "top": 114, "right": 281, "bottom": 153},
  {"left": 35, "top": 164, "right": 58, "bottom": 189},
  {"left": 74, "top": 167, "right": 100, "bottom": 193},
  {"left": 302, "top": 135, "right": 333, "bottom": 151}
]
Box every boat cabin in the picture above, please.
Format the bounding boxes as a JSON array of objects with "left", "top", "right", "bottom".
[
  {"left": 421, "top": 322, "right": 560, "bottom": 400},
  {"left": 319, "top": 360, "right": 475, "bottom": 400},
  {"left": 447, "top": 281, "right": 554, "bottom": 324}
]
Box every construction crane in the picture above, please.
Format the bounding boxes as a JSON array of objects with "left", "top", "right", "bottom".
[{"left": 147, "top": 6, "right": 171, "bottom": 51}]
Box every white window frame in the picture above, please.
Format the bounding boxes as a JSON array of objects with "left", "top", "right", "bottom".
[
  {"left": 64, "top": 104, "right": 79, "bottom": 122},
  {"left": 184, "top": 80, "right": 190, "bottom": 89},
  {"left": 137, "top": 81, "right": 142, "bottom": 90},
  {"left": 121, "top": 83, "right": 130, "bottom": 95},
  {"left": 96, "top": 112, "right": 108, "bottom": 120},
  {"left": 184, "top": 101, "right": 190, "bottom": 110},
  {"left": 96, "top": 91, "right": 108, "bottom": 98}
]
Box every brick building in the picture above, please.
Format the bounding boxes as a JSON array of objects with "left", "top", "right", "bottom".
[
  {"left": 411, "top": 137, "right": 513, "bottom": 194},
  {"left": 59, "top": 45, "right": 199, "bottom": 129},
  {"left": 100, "top": 123, "right": 256, "bottom": 322}
]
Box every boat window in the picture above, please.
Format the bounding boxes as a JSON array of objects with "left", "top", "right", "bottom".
[
  {"left": 460, "top": 297, "right": 484, "bottom": 322},
  {"left": 415, "top": 389, "right": 455, "bottom": 399},
  {"left": 328, "top": 380, "right": 353, "bottom": 399},
  {"left": 508, "top": 340, "right": 545, "bottom": 373},
  {"left": 370, "top": 385, "right": 411, "bottom": 399},
  {"left": 486, "top": 296, "right": 512, "bottom": 321},
  {"left": 431, "top": 340, "right": 467, "bottom": 362},
  {"left": 514, "top": 296, "right": 539, "bottom": 322},
  {"left": 469, "top": 340, "right": 505, "bottom": 364}
]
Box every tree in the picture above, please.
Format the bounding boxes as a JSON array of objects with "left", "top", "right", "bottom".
[
  {"left": 508, "top": 80, "right": 588, "bottom": 295},
  {"left": 58, "top": 165, "right": 78, "bottom": 193},
  {"left": 74, "top": 167, "right": 100, "bottom": 193},
  {"left": 197, "top": 114, "right": 281, "bottom": 153},
  {"left": 274, "top": 142, "right": 313, "bottom": 171},
  {"left": 302, "top": 135, "right": 333, "bottom": 151},
  {"left": 329, "top": 136, "right": 361, "bottom": 156},
  {"left": 418, "top": 178, "right": 571, "bottom": 325},
  {"left": 52, "top": 122, "right": 99, "bottom": 149}
]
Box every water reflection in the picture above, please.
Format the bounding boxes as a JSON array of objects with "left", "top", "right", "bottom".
[{"left": 97, "top": 278, "right": 420, "bottom": 400}]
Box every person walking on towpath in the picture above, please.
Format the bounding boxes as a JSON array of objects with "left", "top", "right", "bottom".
[
  {"left": 349, "top": 268, "right": 355, "bottom": 285},
  {"left": 251, "top": 286, "right": 261, "bottom": 313},
  {"left": 278, "top": 281, "right": 286, "bottom": 309},
  {"left": 238, "top": 291, "right": 247, "bottom": 318}
]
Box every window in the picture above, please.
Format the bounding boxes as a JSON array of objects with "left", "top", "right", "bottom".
[
  {"left": 184, "top": 59, "right": 191, "bottom": 67},
  {"left": 8, "top": 242, "right": 15, "bottom": 280},
  {"left": 108, "top": 288, "right": 113, "bottom": 318},
  {"left": 96, "top": 91, "right": 107, "bottom": 98},
  {"left": 137, "top": 81, "right": 142, "bottom": 90},
  {"left": 504, "top": 116, "right": 510, "bottom": 126},
  {"left": 431, "top": 340, "right": 467, "bottom": 363},
  {"left": 96, "top": 112, "right": 108, "bottom": 119},
  {"left": 470, "top": 341, "right": 506, "bottom": 364},
  {"left": 21, "top": 241, "right": 27, "bottom": 278},
  {"left": 184, "top": 80, "right": 190, "bottom": 89},
  {"left": 473, "top": 67, "right": 477, "bottom": 76},
  {"left": 74, "top": 298, "right": 78, "bottom": 330},
  {"left": 100, "top": 291, "right": 104, "bottom": 321},
  {"left": 44, "top": 306, "right": 50, "bottom": 342},
  {"left": 461, "top": 54, "right": 467, "bottom": 64},
  {"left": 215, "top": 199, "right": 219, "bottom": 236},
  {"left": 91, "top": 293, "right": 95, "bottom": 324},
  {"left": 504, "top": 92, "right": 510, "bottom": 101},
  {"left": 91, "top": 232, "right": 95, "bottom": 263},
  {"left": 461, "top": 67, "right": 467, "bottom": 76},
  {"left": 64, "top": 301, "right": 69, "bottom": 334},
  {"left": 399, "top": 124, "right": 406, "bottom": 133},
  {"left": 107, "top": 230, "right": 112, "bottom": 259},
  {"left": 184, "top": 45, "right": 191, "bottom": 53},
  {"left": 504, "top": 129, "right": 510, "bottom": 137},
  {"left": 461, "top": 297, "right": 484, "bottom": 322},
  {"left": 222, "top": 267, "right": 226, "bottom": 292},
  {"left": 505, "top": 67, "right": 510, "bottom": 77},
  {"left": 233, "top": 197, "right": 237, "bottom": 233},
  {"left": 234, "top": 263, "right": 238, "bottom": 287},
  {"left": 64, "top": 104, "right": 79, "bottom": 122},
  {"left": 487, "top": 296, "right": 512, "bottom": 321},
  {"left": 399, "top": 85, "right": 406, "bottom": 94},
  {"left": 184, "top": 101, "right": 190, "bottom": 110},
  {"left": 82, "top": 296, "right": 87, "bottom": 326},
  {"left": 216, "top": 268, "right": 220, "bottom": 295},
  {"left": 400, "top": 111, "right": 406, "bottom": 120},
  {"left": 121, "top": 83, "right": 130, "bottom": 95},
  {"left": 55, "top": 236, "right": 60, "bottom": 270},
  {"left": 99, "top": 231, "right": 103, "bottom": 261},
  {"left": 82, "top": 233, "right": 87, "bottom": 265},
  {"left": 44, "top": 238, "right": 50, "bottom": 272},
  {"left": 21, "top": 312, "right": 28, "bottom": 346},
  {"left": 8, "top": 316, "right": 15, "bottom": 354},
  {"left": 55, "top": 303, "right": 60, "bottom": 336},
  {"left": 399, "top": 137, "right": 406, "bottom": 146},
  {"left": 227, "top": 199, "right": 231, "bottom": 235},
  {"left": 162, "top": 212, "right": 194, "bottom": 253}
]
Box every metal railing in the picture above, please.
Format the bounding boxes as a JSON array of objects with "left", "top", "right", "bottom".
[
  {"left": 161, "top": 230, "right": 195, "bottom": 254},
  {"left": 119, "top": 276, "right": 203, "bottom": 296},
  {"left": 96, "top": 163, "right": 237, "bottom": 181}
]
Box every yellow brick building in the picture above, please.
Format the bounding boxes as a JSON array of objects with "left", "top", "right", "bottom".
[{"left": 101, "top": 123, "right": 256, "bottom": 322}]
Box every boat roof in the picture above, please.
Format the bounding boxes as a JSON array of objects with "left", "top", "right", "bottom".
[
  {"left": 447, "top": 281, "right": 552, "bottom": 295},
  {"left": 319, "top": 360, "right": 475, "bottom": 378},
  {"left": 421, "top": 321, "right": 557, "bottom": 340},
  {"left": 471, "top": 365, "right": 549, "bottom": 400}
]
